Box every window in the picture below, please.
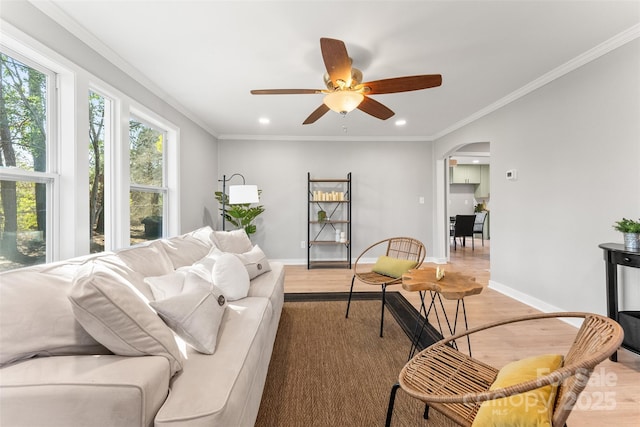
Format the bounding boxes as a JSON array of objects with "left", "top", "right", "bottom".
[
  {"left": 0, "top": 50, "right": 55, "bottom": 272},
  {"left": 1, "top": 28, "right": 180, "bottom": 272},
  {"left": 129, "top": 118, "right": 167, "bottom": 244},
  {"left": 89, "top": 91, "right": 106, "bottom": 252}
]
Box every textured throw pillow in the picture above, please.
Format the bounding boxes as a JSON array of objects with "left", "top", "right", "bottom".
[
  {"left": 213, "top": 229, "right": 253, "bottom": 253},
  {"left": 150, "top": 285, "right": 228, "bottom": 354},
  {"left": 212, "top": 253, "right": 250, "bottom": 301},
  {"left": 472, "top": 354, "right": 564, "bottom": 427},
  {"left": 68, "top": 262, "right": 184, "bottom": 376},
  {"left": 182, "top": 269, "right": 214, "bottom": 294},
  {"left": 371, "top": 255, "right": 418, "bottom": 278},
  {"left": 233, "top": 245, "right": 272, "bottom": 279},
  {"left": 144, "top": 271, "right": 187, "bottom": 301}
]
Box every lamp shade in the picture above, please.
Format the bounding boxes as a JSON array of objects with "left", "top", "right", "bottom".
[
  {"left": 323, "top": 91, "right": 364, "bottom": 114},
  {"left": 228, "top": 185, "right": 259, "bottom": 204}
]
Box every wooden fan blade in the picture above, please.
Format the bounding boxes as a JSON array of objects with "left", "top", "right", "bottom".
[
  {"left": 303, "top": 104, "right": 330, "bottom": 125},
  {"left": 357, "top": 96, "right": 395, "bottom": 120},
  {"left": 251, "top": 89, "right": 321, "bottom": 95},
  {"left": 359, "top": 75, "right": 442, "bottom": 94},
  {"left": 320, "top": 38, "right": 352, "bottom": 87}
]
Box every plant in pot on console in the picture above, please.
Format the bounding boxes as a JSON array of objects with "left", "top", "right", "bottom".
[
  {"left": 612, "top": 217, "right": 640, "bottom": 250},
  {"left": 215, "top": 191, "right": 265, "bottom": 236}
]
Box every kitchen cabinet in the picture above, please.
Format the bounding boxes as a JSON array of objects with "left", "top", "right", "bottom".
[
  {"left": 450, "top": 164, "right": 481, "bottom": 184},
  {"left": 474, "top": 165, "right": 490, "bottom": 198}
]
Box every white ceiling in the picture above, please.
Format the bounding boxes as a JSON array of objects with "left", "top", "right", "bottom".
[{"left": 33, "top": 0, "right": 640, "bottom": 140}]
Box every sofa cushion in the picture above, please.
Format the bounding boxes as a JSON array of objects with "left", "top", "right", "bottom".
[
  {"left": 116, "top": 240, "right": 174, "bottom": 278},
  {"left": 154, "top": 297, "right": 273, "bottom": 427},
  {"left": 150, "top": 285, "right": 227, "bottom": 354},
  {"left": 212, "top": 229, "right": 253, "bottom": 253},
  {"left": 213, "top": 253, "right": 250, "bottom": 301},
  {"left": 159, "top": 232, "right": 212, "bottom": 269},
  {"left": 0, "top": 265, "right": 109, "bottom": 367},
  {"left": 0, "top": 355, "right": 169, "bottom": 427},
  {"left": 93, "top": 254, "right": 156, "bottom": 302},
  {"left": 68, "top": 261, "right": 184, "bottom": 376}
]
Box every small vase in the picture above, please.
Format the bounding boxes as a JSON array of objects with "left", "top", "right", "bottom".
[{"left": 623, "top": 233, "right": 640, "bottom": 250}]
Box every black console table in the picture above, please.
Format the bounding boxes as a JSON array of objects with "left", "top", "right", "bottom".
[{"left": 599, "top": 243, "right": 640, "bottom": 361}]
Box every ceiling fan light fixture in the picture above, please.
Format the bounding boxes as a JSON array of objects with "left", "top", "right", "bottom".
[{"left": 323, "top": 91, "right": 364, "bottom": 114}]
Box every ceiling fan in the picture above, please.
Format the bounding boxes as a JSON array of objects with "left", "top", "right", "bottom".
[{"left": 250, "top": 37, "right": 442, "bottom": 125}]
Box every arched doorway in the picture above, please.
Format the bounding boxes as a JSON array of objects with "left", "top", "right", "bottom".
[{"left": 436, "top": 142, "right": 490, "bottom": 261}]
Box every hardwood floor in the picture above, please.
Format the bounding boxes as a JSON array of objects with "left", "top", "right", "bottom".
[{"left": 283, "top": 238, "right": 640, "bottom": 426}]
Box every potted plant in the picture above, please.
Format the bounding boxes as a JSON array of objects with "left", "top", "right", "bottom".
[
  {"left": 215, "top": 190, "right": 265, "bottom": 236},
  {"left": 612, "top": 217, "right": 640, "bottom": 250}
]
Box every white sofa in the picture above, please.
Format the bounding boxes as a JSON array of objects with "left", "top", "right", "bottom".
[{"left": 0, "top": 227, "right": 284, "bottom": 427}]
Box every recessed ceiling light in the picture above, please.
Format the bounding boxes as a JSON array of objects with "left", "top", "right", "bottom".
[
  {"left": 258, "top": 117, "right": 270, "bottom": 125},
  {"left": 472, "top": 159, "right": 480, "bottom": 164},
  {"left": 395, "top": 119, "right": 407, "bottom": 126}
]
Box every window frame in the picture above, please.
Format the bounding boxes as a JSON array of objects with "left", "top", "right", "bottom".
[{"left": 0, "top": 45, "right": 58, "bottom": 265}]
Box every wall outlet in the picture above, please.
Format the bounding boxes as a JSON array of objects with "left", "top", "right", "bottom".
[{"left": 300, "top": 240, "right": 305, "bottom": 249}]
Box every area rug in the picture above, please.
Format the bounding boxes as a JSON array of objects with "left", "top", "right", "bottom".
[{"left": 255, "top": 292, "right": 442, "bottom": 427}]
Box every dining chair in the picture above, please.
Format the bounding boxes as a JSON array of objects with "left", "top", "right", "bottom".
[
  {"left": 473, "top": 211, "right": 488, "bottom": 246},
  {"left": 451, "top": 215, "right": 475, "bottom": 250}
]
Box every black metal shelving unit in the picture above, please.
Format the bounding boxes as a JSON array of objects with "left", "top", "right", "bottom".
[{"left": 307, "top": 172, "right": 351, "bottom": 269}]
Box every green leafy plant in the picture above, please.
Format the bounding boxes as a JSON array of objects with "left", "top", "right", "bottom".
[
  {"left": 612, "top": 218, "right": 640, "bottom": 233},
  {"left": 214, "top": 191, "right": 265, "bottom": 236}
]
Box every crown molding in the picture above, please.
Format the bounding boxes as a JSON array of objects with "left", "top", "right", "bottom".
[
  {"left": 217, "top": 133, "right": 435, "bottom": 142},
  {"left": 433, "top": 23, "right": 640, "bottom": 141}
]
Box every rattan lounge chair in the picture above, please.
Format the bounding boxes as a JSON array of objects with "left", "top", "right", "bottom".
[
  {"left": 345, "top": 237, "right": 425, "bottom": 337},
  {"left": 386, "top": 312, "right": 623, "bottom": 427}
]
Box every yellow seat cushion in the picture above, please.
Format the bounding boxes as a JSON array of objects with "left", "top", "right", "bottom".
[
  {"left": 472, "top": 354, "right": 564, "bottom": 427},
  {"left": 371, "top": 256, "right": 417, "bottom": 279}
]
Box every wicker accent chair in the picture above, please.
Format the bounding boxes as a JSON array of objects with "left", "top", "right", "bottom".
[
  {"left": 386, "top": 312, "right": 623, "bottom": 427},
  {"left": 345, "top": 237, "right": 425, "bottom": 337}
]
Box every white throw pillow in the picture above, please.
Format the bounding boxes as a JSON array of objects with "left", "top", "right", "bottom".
[
  {"left": 150, "top": 285, "right": 228, "bottom": 354},
  {"left": 212, "top": 253, "right": 250, "bottom": 301},
  {"left": 233, "top": 245, "right": 272, "bottom": 279},
  {"left": 213, "top": 229, "right": 253, "bottom": 253},
  {"left": 181, "top": 245, "right": 219, "bottom": 282},
  {"left": 68, "top": 262, "right": 184, "bottom": 376},
  {"left": 144, "top": 271, "right": 187, "bottom": 301}
]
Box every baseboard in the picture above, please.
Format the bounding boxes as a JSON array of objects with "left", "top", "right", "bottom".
[{"left": 488, "top": 280, "right": 582, "bottom": 328}]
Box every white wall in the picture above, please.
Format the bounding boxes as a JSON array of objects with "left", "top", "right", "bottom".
[
  {"left": 217, "top": 139, "right": 434, "bottom": 262},
  {"left": 449, "top": 184, "right": 477, "bottom": 216},
  {"left": 435, "top": 39, "right": 640, "bottom": 315}
]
